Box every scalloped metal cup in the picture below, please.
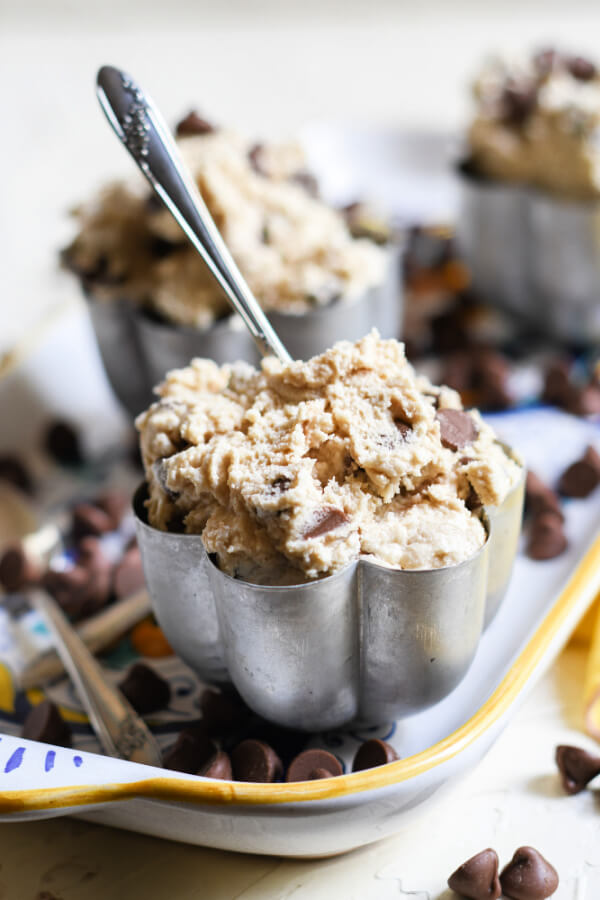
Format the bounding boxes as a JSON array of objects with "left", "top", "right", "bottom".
[
  {"left": 134, "top": 485, "right": 490, "bottom": 732},
  {"left": 456, "top": 163, "right": 600, "bottom": 344},
  {"left": 85, "top": 245, "right": 402, "bottom": 416}
]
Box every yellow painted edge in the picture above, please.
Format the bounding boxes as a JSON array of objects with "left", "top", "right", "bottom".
[{"left": 1, "top": 533, "right": 600, "bottom": 813}]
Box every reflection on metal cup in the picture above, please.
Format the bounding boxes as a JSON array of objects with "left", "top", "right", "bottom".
[{"left": 484, "top": 456, "right": 525, "bottom": 628}]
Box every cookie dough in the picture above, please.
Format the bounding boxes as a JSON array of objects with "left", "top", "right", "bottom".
[
  {"left": 63, "top": 128, "right": 386, "bottom": 328},
  {"left": 468, "top": 48, "right": 600, "bottom": 199},
  {"left": 137, "top": 332, "right": 522, "bottom": 583}
]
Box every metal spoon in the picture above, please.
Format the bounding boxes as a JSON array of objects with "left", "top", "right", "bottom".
[
  {"left": 96, "top": 65, "right": 291, "bottom": 364},
  {"left": 29, "top": 589, "right": 162, "bottom": 767}
]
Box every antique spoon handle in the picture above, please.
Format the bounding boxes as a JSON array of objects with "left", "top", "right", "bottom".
[
  {"left": 29, "top": 589, "right": 162, "bottom": 767},
  {"left": 96, "top": 65, "right": 291, "bottom": 364}
]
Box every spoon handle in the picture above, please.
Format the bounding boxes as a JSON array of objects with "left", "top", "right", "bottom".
[
  {"left": 96, "top": 65, "right": 291, "bottom": 364},
  {"left": 29, "top": 589, "right": 162, "bottom": 767}
]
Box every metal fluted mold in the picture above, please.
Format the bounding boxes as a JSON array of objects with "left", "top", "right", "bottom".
[
  {"left": 134, "top": 475, "right": 522, "bottom": 732},
  {"left": 456, "top": 168, "right": 600, "bottom": 345}
]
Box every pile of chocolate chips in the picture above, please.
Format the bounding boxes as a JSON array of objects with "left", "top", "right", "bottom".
[
  {"left": 162, "top": 688, "right": 400, "bottom": 783},
  {"left": 0, "top": 487, "right": 145, "bottom": 623},
  {"left": 448, "top": 845, "right": 558, "bottom": 899}
]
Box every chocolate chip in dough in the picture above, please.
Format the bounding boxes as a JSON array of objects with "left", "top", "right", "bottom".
[
  {"left": 500, "top": 83, "right": 538, "bottom": 125},
  {"left": 248, "top": 143, "right": 267, "bottom": 175},
  {"left": 555, "top": 744, "right": 600, "bottom": 794},
  {"left": 558, "top": 445, "right": 600, "bottom": 498},
  {"left": 286, "top": 749, "right": 343, "bottom": 782},
  {"left": 44, "top": 420, "right": 83, "bottom": 465},
  {"left": 567, "top": 56, "right": 597, "bottom": 81},
  {"left": 527, "top": 512, "right": 568, "bottom": 561},
  {"left": 352, "top": 738, "right": 399, "bottom": 771},
  {"left": 534, "top": 48, "right": 560, "bottom": 76},
  {"left": 447, "top": 848, "right": 501, "bottom": 900},
  {"left": 162, "top": 727, "right": 217, "bottom": 774},
  {"left": 231, "top": 739, "right": 283, "bottom": 783},
  {"left": 199, "top": 750, "right": 233, "bottom": 780},
  {"left": 302, "top": 507, "right": 349, "bottom": 540},
  {"left": 175, "top": 111, "right": 215, "bottom": 137},
  {"left": 22, "top": 700, "right": 72, "bottom": 748},
  {"left": 500, "top": 846, "right": 559, "bottom": 900},
  {"left": 436, "top": 408, "right": 478, "bottom": 451},
  {"left": 0, "top": 543, "right": 42, "bottom": 593},
  {"left": 113, "top": 546, "right": 145, "bottom": 598},
  {"left": 118, "top": 663, "right": 171, "bottom": 715},
  {"left": 0, "top": 455, "right": 33, "bottom": 494}
]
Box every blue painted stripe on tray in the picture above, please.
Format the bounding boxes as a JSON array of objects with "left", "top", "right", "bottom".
[
  {"left": 73, "top": 755, "right": 83, "bottom": 768},
  {"left": 44, "top": 750, "right": 55, "bottom": 773},
  {"left": 4, "top": 747, "right": 25, "bottom": 773}
]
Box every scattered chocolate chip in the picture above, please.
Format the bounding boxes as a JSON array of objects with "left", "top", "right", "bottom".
[
  {"left": 248, "top": 143, "right": 266, "bottom": 175},
  {"left": 555, "top": 744, "right": 600, "bottom": 794},
  {"left": 0, "top": 455, "right": 33, "bottom": 494},
  {"left": 113, "top": 546, "right": 145, "bottom": 598},
  {"left": 352, "top": 738, "right": 399, "bottom": 772},
  {"left": 447, "top": 848, "right": 501, "bottom": 900},
  {"left": 22, "top": 700, "right": 71, "bottom": 748},
  {"left": 302, "top": 507, "right": 349, "bottom": 540},
  {"left": 525, "top": 472, "right": 563, "bottom": 520},
  {"left": 0, "top": 543, "right": 42, "bottom": 593},
  {"left": 42, "top": 555, "right": 112, "bottom": 622},
  {"left": 567, "top": 56, "right": 596, "bottom": 81},
  {"left": 118, "top": 663, "right": 170, "bottom": 715},
  {"left": 95, "top": 491, "right": 130, "bottom": 529},
  {"left": 44, "top": 420, "right": 83, "bottom": 465},
  {"left": 558, "top": 445, "right": 600, "bottom": 498},
  {"left": 231, "top": 739, "right": 283, "bottom": 783},
  {"left": 71, "top": 503, "right": 114, "bottom": 540},
  {"left": 241, "top": 720, "right": 308, "bottom": 767},
  {"left": 175, "top": 111, "right": 215, "bottom": 137},
  {"left": 567, "top": 383, "right": 600, "bottom": 417},
  {"left": 437, "top": 408, "right": 478, "bottom": 451},
  {"left": 286, "top": 748, "right": 343, "bottom": 782},
  {"left": 541, "top": 359, "right": 573, "bottom": 407},
  {"left": 500, "top": 846, "right": 559, "bottom": 900},
  {"left": 162, "top": 727, "right": 217, "bottom": 775},
  {"left": 500, "top": 83, "right": 538, "bottom": 125},
  {"left": 199, "top": 750, "right": 232, "bottom": 780},
  {"left": 527, "top": 512, "right": 568, "bottom": 561},
  {"left": 199, "top": 688, "right": 250, "bottom": 735}
]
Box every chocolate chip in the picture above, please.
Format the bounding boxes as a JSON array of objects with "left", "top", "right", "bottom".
[
  {"left": 113, "top": 546, "right": 145, "bottom": 598},
  {"left": 527, "top": 512, "right": 568, "bottom": 561},
  {"left": 352, "top": 738, "right": 399, "bottom": 772},
  {"left": 270, "top": 476, "right": 292, "bottom": 494},
  {"left": 558, "top": 445, "right": 600, "bottom": 498},
  {"left": 241, "top": 720, "right": 308, "bottom": 766},
  {"left": 542, "top": 359, "right": 573, "bottom": 407},
  {"left": 175, "top": 111, "right": 215, "bottom": 137},
  {"left": 500, "top": 83, "right": 538, "bottom": 125},
  {"left": 71, "top": 503, "right": 114, "bottom": 541},
  {"left": 567, "top": 384, "right": 600, "bottom": 417},
  {"left": 118, "top": 663, "right": 170, "bottom": 715},
  {"left": 290, "top": 170, "right": 319, "bottom": 197},
  {"left": 447, "top": 848, "right": 501, "bottom": 900},
  {"left": 42, "top": 552, "right": 112, "bottom": 622},
  {"left": 555, "top": 744, "right": 600, "bottom": 794},
  {"left": 248, "top": 143, "right": 266, "bottom": 175},
  {"left": 302, "top": 507, "right": 349, "bottom": 540},
  {"left": 199, "top": 750, "right": 232, "bottom": 780},
  {"left": 534, "top": 48, "right": 560, "bottom": 76},
  {"left": 44, "top": 420, "right": 83, "bottom": 465},
  {"left": 465, "top": 483, "right": 483, "bottom": 511},
  {"left": 525, "top": 472, "right": 563, "bottom": 520},
  {"left": 567, "top": 56, "right": 596, "bottom": 81},
  {"left": 286, "top": 749, "right": 343, "bottom": 782},
  {"left": 162, "top": 727, "right": 217, "bottom": 774},
  {"left": 0, "top": 543, "right": 42, "bottom": 593},
  {"left": 199, "top": 688, "right": 250, "bottom": 735},
  {"left": 22, "top": 700, "right": 72, "bottom": 748},
  {"left": 231, "top": 739, "right": 283, "bottom": 783},
  {"left": 436, "top": 408, "right": 478, "bottom": 451},
  {"left": 0, "top": 455, "right": 33, "bottom": 494},
  {"left": 95, "top": 491, "right": 130, "bottom": 529},
  {"left": 394, "top": 419, "right": 413, "bottom": 439},
  {"left": 500, "top": 847, "right": 559, "bottom": 900}
]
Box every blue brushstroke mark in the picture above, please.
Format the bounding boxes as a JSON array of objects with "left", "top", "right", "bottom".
[
  {"left": 4, "top": 747, "right": 25, "bottom": 773},
  {"left": 45, "top": 750, "right": 55, "bottom": 773},
  {"left": 73, "top": 755, "right": 83, "bottom": 768}
]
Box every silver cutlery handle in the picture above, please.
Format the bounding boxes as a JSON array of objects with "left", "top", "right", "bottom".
[
  {"left": 96, "top": 65, "right": 292, "bottom": 364},
  {"left": 29, "top": 589, "right": 162, "bottom": 767}
]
